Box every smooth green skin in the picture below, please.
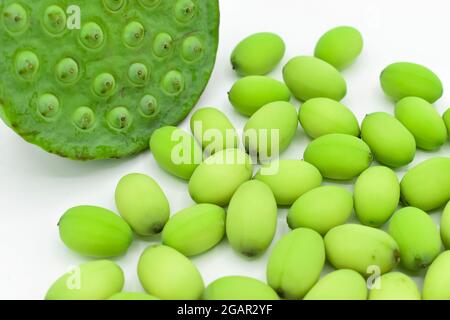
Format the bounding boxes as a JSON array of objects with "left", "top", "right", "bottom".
[
  {"left": 108, "top": 292, "right": 159, "bottom": 300},
  {"left": 58, "top": 206, "right": 132, "bottom": 258},
  {"left": 304, "top": 269, "right": 367, "bottom": 300},
  {"left": 267, "top": 228, "right": 325, "bottom": 300},
  {"left": 299, "top": 98, "right": 360, "bottom": 139},
  {"left": 0, "top": 0, "right": 220, "bottom": 160},
  {"left": 231, "top": 32, "right": 286, "bottom": 76},
  {"left": 400, "top": 157, "right": 450, "bottom": 211},
  {"left": 361, "top": 112, "right": 416, "bottom": 168},
  {"left": 442, "top": 202, "right": 450, "bottom": 249},
  {"left": 45, "top": 260, "right": 124, "bottom": 300},
  {"left": 380, "top": 62, "right": 443, "bottom": 103},
  {"left": 243, "top": 101, "right": 298, "bottom": 158},
  {"left": 115, "top": 173, "right": 170, "bottom": 236},
  {"left": 203, "top": 276, "right": 279, "bottom": 300},
  {"left": 190, "top": 107, "right": 239, "bottom": 154},
  {"left": 395, "top": 97, "right": 447, "bottom": 151},
  {"left": 150, "top": 126, "right": 202, "bottom": 180},
  {"left": 369, "top": 272, "right": 421, "bottom": 300},
  {"left": 354, "top": 166, "right": 400, "bottom": 227},
  {"left": 226, "top": 180, "right": 277, "bottom": 257},
  {"left": 423, "top": 251, "right": 450, "bottom": 300},
  {"left": 314, "top": 26, "right": 364, "bottom": 70},
  {"left": 325, "top": 224, "right": 400, "bottom": 276},
  {"left": 188, "top": 148, "right": 253, "bottom": 206},
  {"left": 283, "top": 56, "right": 347, "bottom": 102},
  {"left": 228, "top": 76, "right": 291, "bottom": 116},
  {"left": 287, "top": 186, "right": 353, "bottom": 235},
  {"left": 388, "top": 207, "right": 441, "bottom": 271},
  {"left": 162, "top": 204, "right": 225, "bottom": 256},
  {"left": 254, "top": 160, "right": 322, "bottom": 206},
  {"left": 303, "top": 133, "right": 372, "bottom": 180},
  {"left": 444, "top": 109, "right": 450, "bottom": 137},
  {"left": 137, "top": 245, "right": 204, "bottom": 300}
]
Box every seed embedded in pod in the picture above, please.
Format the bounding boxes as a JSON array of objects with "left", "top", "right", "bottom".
[
  {"left": 103, "top": 0, "right": 125, "bottom": 12},
  {"left": 108, "top": 107, "right": 132, "bottom": 131},
  {"left": 43, "top": 5, "right": 66, "bottom": 35},
  {"left": 162, "top": 70, "right": 185, "bottom": 95},
  {"left": 182, "top": 36, "right": 204, "bottom": 61},
  {"left": 139, "top": 95, "right": 159, "bottom": 118},
  {"left": 3, "top": 3, "right": 28, "bottom": 33},
  {"left": 55, "top": 58, "right": 79, "bottom": 84},
  {"left": 123, "top": 21, "right": 145, "bottom": 48},
  {"left": 72, "top": 107, "right": 95, "bottom": 130},
  {"left": 153, "top": 33, "right": 173, "bottom": 57},
  {"left": 93, "top": 73, "right": 116, "bottom": 97},
  {"left": 15, "top": 51, "right": 39, "bottom": 80},
  {"left": 128, "top": 63, "right": 149, "bottom": 86},
  {"left": 80, "top": 22, "right": 105, "bottom": 49},
  {"left": 138, "top": 0, "right": 161, "bottom": 9},
  {"left": 37, "top": 93, "right": 60, "bottom": 119},
  {"left": 174, "top": 0, "right": 196, "bottom": 23}
]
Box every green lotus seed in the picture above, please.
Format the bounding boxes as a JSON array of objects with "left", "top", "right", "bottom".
[
  {"left": 153, "top": 33, "right": 174, "bottom": 57},
  {"left": 107, "top": 107, "right": 132, "bottom": 131},
  {"left": 93, "top": 73, "right": 116, "bottom": 97},
  {"left": 423, "top": 251, "right": 450, "bottom": 300},
  {"left": 182, "top": 36, "right": 204, "bottom": 62},
  {"left": 369, "top": 272, "right": 420, "bottom": 300},
  {"left": 43, "top": 5, "right": 66, "bottom": 35},
  {"left": 174, "top": 0, "right": 196, "bottom": 23},
  {"left": 128, "top": 63, "right": 149, "bottom": 86},
  {"left": 80, "top": 22, "right": 105, "bottom": 49},
  {"left": 442, "top": 202, "right": 450, "bottom": 249},
  {"left": 123, "top": 21, "right": 145, "bottom": 47},
  {"left": 444, "top": 109, "right": 450, "bottom": 137},
  {"left": 103, "top": 0, "right": 125, "bottom": 12},
  {"left": 15, "top": 51, "right": 39, "bottom": 81},
  {"left": 203, "top": 276, "right": 279, "bottom": 300},
  {"left": 37, "top": 93, "right": 60, "bottom": 119},
  {"left": 72, "top": 107, "right": 95, "bottom": 130},
  {"left": 3, "top": 3, "right": 28, "bottom": 33},
  {"left": 162, "top": 70, "right": 184, "bottom": 95},
  {"left": 139, "top": 95, "right": 159, "bottom": 118},
  {"left": 55, "top": 58, "right": 79, "bottom": 84},
  {"left": 138, "top": 0, "right": 161, "bottom": 9}
]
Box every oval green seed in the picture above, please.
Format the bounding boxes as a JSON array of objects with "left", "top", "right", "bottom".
[
  {"left": 182, "top": 36, "right": 204, "bottom": 61},
  {"left": 423, "top": 251, "right": 450, "bottom": 300},
  {"left": 283, "top": 56, "right": 347, "bottom": 102},
  {"left": 93, "top": 73, "right": 116, "bottom": 97},
  {"left": 231, "top": 32, "right": 285, "bottom": 76},
  {"left": 228, "top": 76, "right": 291, "bottom": 116},
  {"left": 123, "top": 21, "right": 145, "bottom": 47},
  {"left": 107, "top": 107, "right": 132, "bottom": 131},
  {"left": 153, "top": 32, "right": 173, "bottom": 57},
  {"left": 444, "top": 109, "right": 450, "bottom": 137},
  {"left": 43, "top": 5, "right": 67, "bottom": 35},
  {"left": 174, "top": 0, "right": 196, "bottom": 23},
  {"left": 3, "top": 3, "right": 28, "bottom": 33},
  {"left": 15, "top": 51, "right": 39, "bottom": 80},
  {"left": 37, "top": 93, "right": 60, "bottom": 119},
  {"left": 442, "top": 202, "right": 450, "bottom": 249},
  {"left": 128, "top": 63, "right": 149, "bottom": 86},
  {"left": 72, "top": 106, "right": 95, "bottom": 130},
  {"left": 361, "top": 112, "right": 416, "bottom": 168},
  {"left": 137, "top": 245, "right": 204, "bottom": 300},
  {"left": 203, "top": 276, "right": 279, "bottom": 300},
  {"left": 80, "top": 22, "right": 104, "bottom": 49},
  {"left": 162, "top": 70, "right": 184, "bottom": 95},
  {"left": 369, "top": 272, "right": 420, "bottom": 300},
  {"left": 115, "top": 173, "right": 170, "bottom": 236},
  {"left": 108, "top": 292, "right": 159, "bottom": 300},
  {"left": 56, "top": 57, "right": 79, "bottom": 84},
  {"left": 303, "top": 133, "right": 372, "bottom": 180},
  {"left": 139, "top": 95, "right": 159, "bottom": 118}
]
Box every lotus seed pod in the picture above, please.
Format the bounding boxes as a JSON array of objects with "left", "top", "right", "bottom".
[
  {"left": 228, "top": 76, "right": 291, "bottom": 116},
  {"left": 442, "top": 202, "right": 450, "bottom": 249},
  {"left": 226, "top": 180, "right": 277, "bottom": 257},
  {"left": 254, "top": 160, "right": 322, "bottom": 206},
  {"left": 299, "top": 98, "right": 360, "bottom": 138},
  {"left": 243, "top": 101, "right": 298, "bottom": 159},
  {"left": 108, "top": 292, "right": 159, "bottom": 300},
  {"left": 283, "top": 56, "right": 347, "bottom": 102},
  {"left": 45, "top": 260, "right": 124, "bottom": 300},
  {"left": 303, "top": 133, "right": 372, "bottom": 180},
  {"left": 304, "top": 269, "right": 368, "bottom": 300},
  {"left": 162, "top": 204, "right": 225, "bottom": 256},
  {"left": 115, "top": 173, "right": 170, "bottom": 236},
  {"left": 150, "top": 126, "right": 202, "bottom": 180},
  {"left": 361, "top": 112, "right": 416, "bottom": 168},
  {"left": 190, "top": 107, "right": 239, "bottom": 154},
  {"left": 58, "top": 206, "right": 133, "bottom": 258},
  {"left": 368, "top": 272, "right": 421, "bottom": 300},
  {"left": 325, "top": 224, "right": 400, "bottom": 276},
  {"left": 395, "top": 97, "right": 447, "bottom": 151},
  {"left": 354, "top": 166, "right": 400, "bottom": 227},
  {"left": 137, "top": 245, "right": 204, "bottom": 300},
  {"left": 203, "top": 276, "right": 279, "bottom": 300},
  {"left": 400, "top": 157, "right": 450, "bottom": 211},
  {"left": 266, "top": 228, "right": 325, "bottom": 300},
  {"left": 231, "top": 32, "right": 286, "bottom": 76},
  {"left": 444, "top": 109, "right": 450, "bottom": 137},
  {"left": 0, "top": 1, "right": 219, "bottom": 160},
  {"left": 423, "top": 251, "right": 450, "bottom": 300},
  {"left": 188, "top": 148, "right": 253, "bottom": 206},
  {"left": 287, "top": 186, "right": 353, "bottom": 235},
  {"left": 380, "top": 62, "right": 443, "bottom": 103}
]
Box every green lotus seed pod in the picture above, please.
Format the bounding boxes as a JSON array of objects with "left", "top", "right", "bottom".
[
  {"left": 188, "top": 148, "right": 253, "bottom": 206},
  {"left": 380, "top": 62, "right": 443, "bottom": 103},
  {"left": 354, "top": 166, "right": 400, "bottom": 227},
  {"left": 325, "top": 224, "right": 400, "bottom": 276},
  {"left": 226, "top": 180, "right": 277, "bottom": 257},
  {"left": 203, "top": 276, "right": 279, "bottom": 300},
  {"left": 115, "top": 173, "right": 170, "bottom": 236},
  {"left": 243, "top": 101, "right": 298, "bottom": 159},
  {"left": 137, "top": 245, "right": 204, "bottom": 300},
  {"left": 162, "top": 204, "right": 225, "bottom": 256},
  {"left": 369, "top": 272, "right": 421, "bottom": 300},
  {"left": 444, "top": 109, "right": 450, "bottom": 137},
  {"left": 400, "top": 157, "right": 450, "bottom": 211},
  {"left": 45, "top": 260, "right": 124, "bottom": 300},
  {"left": 423, "top": 251, "right": 450, "bottom": 300},
  {"left": 283, "top": 56, "right": 347, "bottom": 102},
  {"left": 388, "top": 207, "right": 441, "bottom": 271},
  {"left": 304, "top": 269, "right": 368, "bottom": 300},
  {"left": 3, "top": 3, "right": 28, "bottom": 33},
  {"left": 287, "top": 186, "right": 353, "bottom": 235},
  {"left": 228, "top": 76, "right": 291, "bottom": 116},
  {"left": 43, "top": 5, "right": 67, "bottom": 35},
  {"left": 190, "top": 107, "right": 239, "bottom": 154},
  {"left": 395, "top": 97, "right": 447, "bottom": 151},
  {"left": 299, "top": 98, "right": 360, "bottom": 138},
  {"left": 231, "top": 32, "right": 286, "bottom": 76},
  {"left": 314, "top": 26, "right": 363, "bottom": 70},
  {"left": 303, "top": 133, "right": 372, "bottom": 180},
  {"left": 361, "top": 112, "right": 416, "bottom": 168},
  {"left": 150, "top": 126, "right": 202, "bottom": 180},
  {"left": 442, "top": 202, "right": 450, "bottom": 249},
  {"left": 254, "top": 160, "right": 322, "bottom": 206},
  {"left": 266, "top": 228, "right": 325, "bottom": 300},
  {"left": 108, "top": 292, "right": 159, "bottom": 300}
]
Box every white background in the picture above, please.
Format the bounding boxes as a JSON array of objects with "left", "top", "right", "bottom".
[{"left": 1, "top": 0, "right": 449, "bottom": 300}]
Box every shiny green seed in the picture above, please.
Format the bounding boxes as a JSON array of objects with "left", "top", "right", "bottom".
[
  {"left": 123, "top": 21, "right": 145, "bottom": 47},
  {"left": 72, "top": 107, "right": 95, "bottom": 130},
  {"left": 37, "top": 93, "right": 60, "bottom": 119},
  {"left": 203, "top": 276, "right": 279, "bottom": 300},
  {"left": 93, "top": 73, "right": 116, "bottom": 97},
  {"left": 139, "top": 95, "right": 159, "bottom": 118},
  {"left": 80, "top": 22, "right": 105, "bottom": 49},
  {"left": 182, "top": 36, "right": 204, "bottom": 61},
  {"left": 162, "top": 70, "right": 184, "bottom": 95},
  {"left": 56, "top": 58, "right": 79, "bottom": 84},
  {"left": 128, "top": 63, "right": 149, "bottom": 86},
  {"left": 174, "top": 0, "right": 196, "bottom": 23},
  {"left": 153, "top": 33, "right": 173, "bottom": 57},
  {"left": 43, "top": 5, "right": 66, "bottom": 34},
  {"left": 15, "top": 51, "right": 39, "bottom": 80},
  {"left": 107, "top": 107, "right": 132, "bottom": 131},
  {"left": 3, "top": 3, "right": 28, "bottom": 33}
]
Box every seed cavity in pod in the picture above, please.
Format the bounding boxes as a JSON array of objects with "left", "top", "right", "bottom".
[
  {"left": 153, "top": 33, "right": 173, "bottom": 57},
  {"left": 72, "top": 107, "right": 95, "bottom": 130},
  {"left": 139, "top": 95, "right": 159, "bottom": 118},
  {"left": 80, "top": 22, "right": 105, "bottom": 49},
  {"left": 123, "top": 21, "right": 145, "bottom": 47},
  {"left": 93, "top": 73, "right": 116, "bottom": 97},
  {"left": 128, "top": 63, "right": 149, "bottom": 86},
  {"left": 107, "top": 107, "right": 132, "bottom": 131},
  {"left": 162, "top": 70, "right": 185, "bottom": 95},
  {"left": 174, "top": 0, "right": 196, "bottom": 23},
  {"left": 37, "top": 93, "right": 60, "bottom": 119},
  {"left": 138, "top": 0, "right": 161, "bottom": 9},
  {"left": 43, "top": 5, "right": 66, "bottom": 35},
  {"left": 55, "top": 58, "right": 79, "bottom": 84},
  {"left": 15, "top": 51, "right": 39, "bottom": 80},
  {"left": 3, "top": 3, "right": 28, "bottom": 33},
  {"left": 182, "top": 36, "right": 204, "bottom": 61},
  {"left": 103, "top": 0, "right": 126, "bottom": 12}
]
